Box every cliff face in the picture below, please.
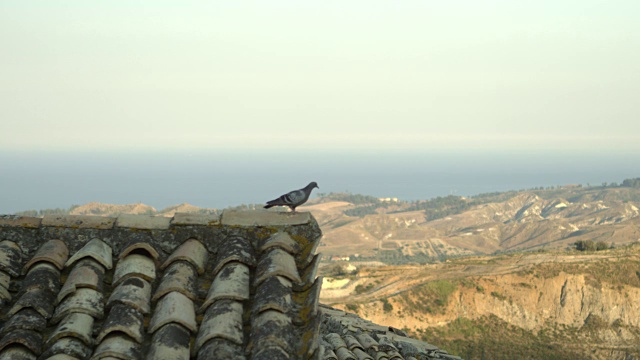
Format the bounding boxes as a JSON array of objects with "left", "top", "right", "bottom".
[{"left": 322, "top": 248, "right": 640, "bottom": 359}]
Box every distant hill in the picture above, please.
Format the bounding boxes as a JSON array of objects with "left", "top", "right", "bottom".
[{"left": 307, "top": 181, "right": 640, "bottom": 262}]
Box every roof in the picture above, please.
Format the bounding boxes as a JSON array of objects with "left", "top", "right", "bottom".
[{"left": 0, "top": 211, "right": 460, "bottom": 360}]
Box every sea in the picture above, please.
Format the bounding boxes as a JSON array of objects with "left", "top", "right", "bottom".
[{"left": 1, "top": 149, "right": 638, "bottom": 214}]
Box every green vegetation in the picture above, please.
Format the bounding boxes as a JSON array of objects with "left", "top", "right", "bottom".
[
  {"left": 15, "top": 205, "right": 79, "bottom": 217},
  {"left": 622, "top": 177, "right": 640, "bottom": 188},
  {"left": 318, "top": 192, "right": 381, "bottom": 205},
  {"left": 574, "top": 240, "right": 611, "bottom": 252},
  {"left": 415, "top": 315, "right": 590, "bottom": 360},
  {"left": 398, "top": 280, "right": 457, "bottom": 315},
  {"left": 381, "top": 298, "right": 393, "bottom": 313},
  {"left": 397, "top": 195, "right": 471, "bottom": 221}
]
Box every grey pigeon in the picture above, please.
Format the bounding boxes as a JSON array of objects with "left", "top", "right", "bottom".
[{"left": 264, "top": 182, "right": 319, "bottom": 212}]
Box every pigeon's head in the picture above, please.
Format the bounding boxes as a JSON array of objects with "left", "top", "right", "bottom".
[{"left": 308, "top": 181, "right": 319, "bottom": 189}]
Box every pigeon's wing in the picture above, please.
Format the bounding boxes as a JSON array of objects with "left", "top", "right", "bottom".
[{"left": 283, "top": 189, "right": 306, "bottom": 205}]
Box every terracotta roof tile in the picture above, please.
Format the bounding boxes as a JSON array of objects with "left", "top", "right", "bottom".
[
  {"left": 112, "top": 253, "right": 156, "bottom": 286},
  {"left": 200, "top": 262, "right": 250, "bottom": 311},
  {"left": 106, "top": 276, "right": 152, "bottom": 315},
  {"left": 46, "top": 312, "right": 94, "bottom": 347},
  {"left": 160, "top": 238, "right": 208, "bottom": 275},
  {"left": 149, "top": 291, "right": 197, "bottom": 334},
  {"left": 22, "top": 239, "right": 68, "bottom": 273},
  {"left": 153, "top": 260, "right": 198, "bottom": 301},
  {"left": 64, "top": 238, "right": 113, "bottom": 270}
]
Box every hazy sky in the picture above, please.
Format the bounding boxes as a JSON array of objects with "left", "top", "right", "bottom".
[{"left": 1, "top": 1, "right": 639, "bottom": 153}]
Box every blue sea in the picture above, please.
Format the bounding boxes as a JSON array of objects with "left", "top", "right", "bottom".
[{"left": 1, "top": 150, "right": 638, "bottom": 214}]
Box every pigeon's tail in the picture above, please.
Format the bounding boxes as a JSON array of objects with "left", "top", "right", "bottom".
[{"left": 263, "top": 204, "right": 275, "bottom": 209}]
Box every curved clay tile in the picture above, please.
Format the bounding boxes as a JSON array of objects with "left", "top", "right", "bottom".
[
  {"left": 106, "top": 277, "right": 152, "bottom": 315},
  {"left": 112, "top": 254, "right": 156, "bottom": 287},
  {"left": 118, "top": 239, "right": 160, "bottom": 264},
  {"left": 255, "top": 248, "right": 301, "bottom": 286},
  {"left": 0, "top": 328, "right": 42, "bottom": 356},
  {"left": 147, "top": 323, "right": 191, "bottom": 360},
  {"left": 20, "top": 262, "right": 61, "bottom": 295},
  {"left": 57, "top": 258, "right": 104, "bottom": 304},
  {"left": 210, "top": 236, "right": 255, "bottom": 276},
  {"left": 64, "top": 239, "right": 113, "bottom": 270},
  {"left": 160, "top": 238, "right": 208, "bottom": 275},
  {"left": 195, "top": 337, "right": 244, "bottom": 360},
  {"left": 252, "top": 275, "right": 292, "bottom": 315},
  {"left": 259, "top": 231, "right": 301, "bottom": 255},
  {"left": 9, "top": 285, "right": 59, "bottom": 319},
  {"left": 199, "top": 262, "right": 250, "bottom": 313},
  {"left": 194, "top": 299, "right": 244, "bottom": 353},
  {"left": 335, "top": 346, "right": 357, "bottom": 360},
  {"left": 22, "top": 239, "right": 68, "bottom": 274},
  {"left": 41, "top": 336, "right": 91, "bottom": 359},
  {"left": 152, "top": 261, "right": 197, "bottom": 302},
  {"left": 51, "top": 288, "right": 104, "bottom": 324},
  {"left": 249, "top": 310, "right": 292, "bottom": 356},
  {"left": 148, "top": 291, "right": 197, "bottom": 334},
  {"left": 46, "top": 313, "right": 94, "bottom": 347},
  {"left": 92, "top": 333, "right": 141, "bottom": 360},
  {"left": 0, "top": 308, "right": 46, "bottom": 335},
  {"left": 0, "top": 345, "right": 37, "bottom": 360},
  {"left": 0, "top": 240, "right": 23, "bottom": 277},
  {"left": 96, "top": 304, "right": 144, "bottom": 344},
  {"left": 292, "top": 277, "right": 322, "bottom": 326}
]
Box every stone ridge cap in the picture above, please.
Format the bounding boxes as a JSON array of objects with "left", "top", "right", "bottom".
[{"left": 0, "top": 210, "right": 317, "bottom": 230}]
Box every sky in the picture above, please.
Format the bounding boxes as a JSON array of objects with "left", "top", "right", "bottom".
[
  {"left": 1, "top": 1, "right": 639, "bottom": 154},
  {"left": 1, "top": 2, "right": 640, "bottom": 213}
]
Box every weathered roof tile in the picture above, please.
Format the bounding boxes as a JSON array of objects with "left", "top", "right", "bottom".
[
  {"left": 0, "top": 329, "right": 42, "bottom": 355},
  {"left": 196, "top": 338, "right": 245, "bottom": 360},
  {"left": 212, "top": 236, "right": 256, "bottom": 275},
  {"left": 153, "top": 260, "right": 197, "bottom": 302},
  {"left": 249, "top": 310, "right": 292, "bottom": 356},
  {"left": 0, "top": 309, "right": 46, "bottom": 335},
  {"left": 92, "top": 333, "right": 141, "bottom": 360},
  {"left": 22, "top": 239, "right": 68, "bottom": 274},
  {"left": 161, "top": 238, "right": 208, "bottom": 275},
  {"left": 106, "top": 276, "right": 151, "bottom": 315},
  {"left": 147, "top": 323, "right": 191, "bottom": 360},
  {"left": 260, "top": 232, "right": 301, "bottom": 255},
  {"left": 57, "top": 258, "right": 104, "bottom": 304},
  {"left": 46, "top": 313, "right": 94, "bottom": 347},
  {"left": 96, "top": 303, "right": 144, "bottom": 344},
  {"left": 118, "top": 239, "right": 160, "bottom": 263},
  {"left": 112, "top": 254, "right": 156, "bottom": 287},
  {"left": 8, "top": 286, "right": 57, "bottom": 319},
  {"left": 64, "top": 238, "right": 112, "bottom": 270},
  {"left": 149, "top": 291, "right": 197, "bottom": 334},
  {"left": 255, "top": 248, "right": 301, "bottom": 286},
  {"left": 200, "top": 262, "right": 250, "bottom": 312},
  {"left": 41, "top": 336, "right": 91, "bottom": 359},
  {"left": 194, "top": 299, "right": 244, "bottom": 353},
  {"left": 253, "top": 275, "right": 292, "bottom": 315},
  {"left": 0, "top": 345, "right": 37, "bottom": 360},
  {"left": 51, "top": 288, "right": 104, "bottom": 323},
  {"left": 335, "top": 347, "right": 357, "bottom": 360},
  {"left": 0, "top": 240, "right": 22, "bottom": 277}
]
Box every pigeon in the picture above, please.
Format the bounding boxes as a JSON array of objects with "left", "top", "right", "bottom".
[{"left": 264, "top": 182, "right": 319, "bottom": 212}]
